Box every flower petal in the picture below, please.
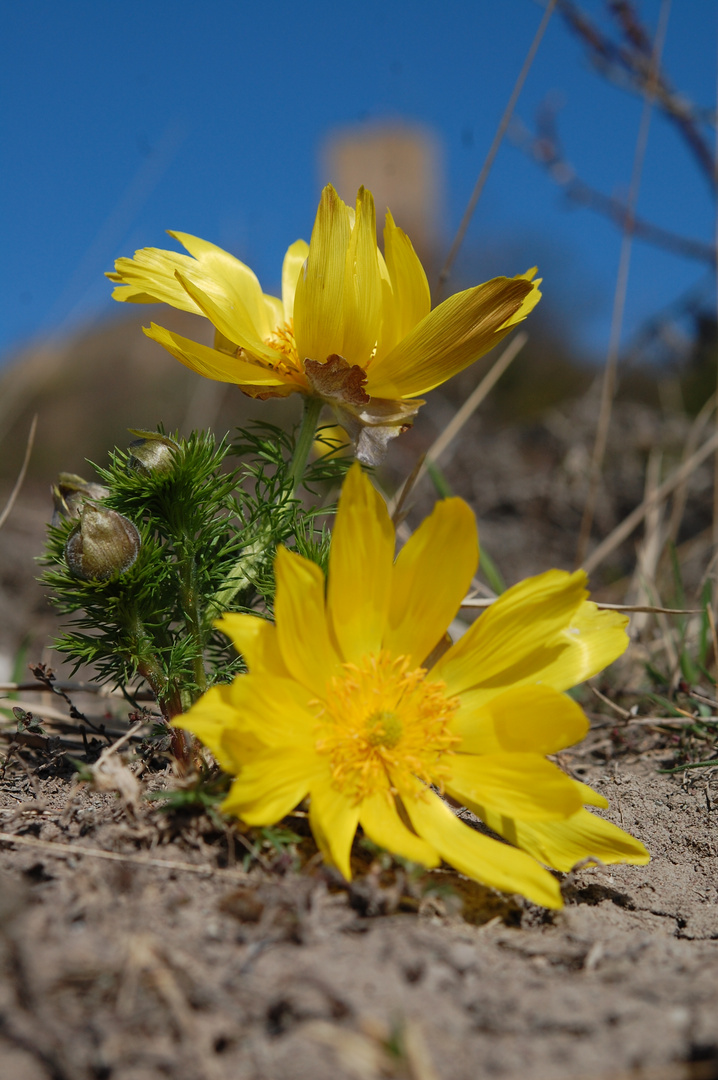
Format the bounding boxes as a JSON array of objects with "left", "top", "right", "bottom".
[
  {"left": 169, "top": 231, "right": 274, "bottom": 338},
  {"left": 341, "top": 187, "right": 382, "bottom": 367},
  {"left": 214, "top": 613, "right": 289, "bottom": 678},
  {"left": 435, "top": 569, "right": 590, "bottom": 697},
  {"left": 222, "top": 745, "right": 319, "bottom": 824},
  {"left": 366, "top": 274, "right": 538, "bottom": 399},
  {"left": 108, "top": 246, "right": 212, "bottom": 313},
  {"left": 282, "top": 239, "right": 309, "bottom": 321},
  {"left": 172, "top": 684, "right": 246, "bottom": 772},
  {"left": 309, "top": 776, "right": 361, "bottom": 880},
  {"left": 404, "top": 787, "right": 562, "bottom": 909},
  {"left": 293, "top": 184, "right": 351, "bottom": 364},
  {"left": 143, "top": 323, "right": 289, "bottom": 386},
  {"left": 219, "top": 673, "right": 315, "bottom": 753},
  {"left": 174, "top": 271, "right": 279, "bottom": 362},
  {"left": 327, "top": 464, "right": 395, "bottom": 663},
  {"left": 385, "top": 498, "right": 478, "bottom": 668},
  {"left": 274, "top": 546, "right": 342, "bottom": 695},
  {"left": 524, "top": 600, "right": 630, "bottom": 691},
  {"left": 478, "top": 805, "right": 650, "bottom": 873},
  {"left": 446, "top": 752, "right": 583, "bottom": 821},
  {"left": 375, "top": 209, "right": 430, "bottom": 359},
  {"left": 574, "top": 779, "right": 608, "bottom": 809},
  {"left": 359, "top": 793, "right": 440, "bottom": 867},
  {"left": 452, "top": 684, "right": 589, "bottom": 756}
]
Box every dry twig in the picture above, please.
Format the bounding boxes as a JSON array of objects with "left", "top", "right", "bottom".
[{"left": 0, "top": 415, "right": 37, "bottom": 532}]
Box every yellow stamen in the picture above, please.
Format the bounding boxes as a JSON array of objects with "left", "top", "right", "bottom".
[{"left": 314, "top": 651, "right": 460, "bottom": 805}]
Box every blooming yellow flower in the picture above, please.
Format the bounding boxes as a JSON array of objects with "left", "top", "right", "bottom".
[
  {"left": 176, "top": 465, "right": 648, "bottom": 908},
  {"left": 108, "top": 185, "right": 541, "bottom": 463}
]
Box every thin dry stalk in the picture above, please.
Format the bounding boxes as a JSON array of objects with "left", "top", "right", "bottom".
[
  {"left": 575, "top": 0, "right": 671, "bottom": 567},
  {"left": 582, "top": 427, "right": 718, "bottom": 577},
  {"left": 389, "top": 332, "right": 527, "bottom": 517},
  {"left": 460, "top": 598, "right": 698, "bottom": 615},
  {"left": 666, "top": 391, "right": 716, "bottom": 546},
  {"left": 713, "top": 48, "right": 718, "bottom": 557},
  {"left": 435, "top": 0, "right": 557, "bottom": 299},
  {"left": 628, "top": 449, "right": 666, "bottom": 642},
  {"left": 0, "top": 830, "right": 250, "bottom": 880},
  {"left": 708, "top": 604, "right": 718, "bottom": 696},
  {"left": 0, "top": 414, "right": 37, "bottom": 532}
]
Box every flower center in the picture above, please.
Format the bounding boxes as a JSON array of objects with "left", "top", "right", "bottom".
[
  {"left": 265, "top": 318, "right": 303, "bottom": 377},
  {"left": 313, "top": 651, "right": 460, "bottom": 805},
  {"left": 366, "top": 709, "right": 403, "bottom": 749}
]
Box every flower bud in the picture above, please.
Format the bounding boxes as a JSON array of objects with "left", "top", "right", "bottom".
[
  {"left": 127, "top": 429, "right": 179, "bottom": 476},
  {"left": 51, "top": 473, "right": 110, "bottom": 526},
  {"left": 65, "top": 504, "right": 141, "bottom": 581}
]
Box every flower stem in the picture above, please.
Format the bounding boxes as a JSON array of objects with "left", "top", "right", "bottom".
[{"left": 289, "top": 396, "right": 323, "bottom": 493}]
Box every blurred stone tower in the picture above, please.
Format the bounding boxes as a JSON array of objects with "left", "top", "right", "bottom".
[{"left": 322, "top": 123, "right": 444, "bottom": 272}]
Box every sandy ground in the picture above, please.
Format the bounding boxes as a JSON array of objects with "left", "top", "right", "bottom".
[
  {"left": 1, "top": 383, "right": 718, "bottom": 1079},
  {"left": 0, "top": 742, "right": 717, "bottom": 1080}
]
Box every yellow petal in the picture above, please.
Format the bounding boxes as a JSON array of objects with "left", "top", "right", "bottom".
[
  {"left": 478, "top": 805, "right": 650, "bottom": 873},
  {"left": 340, "top": 187, "right": 382, "bottom": 366},
  {"left": 263, "top": 292, "right": 284, "bottom": 330},
  {"left": 385, "top": 498, "right": 478, "bottom": 668},
  {"left": 435, "top": 569, "right": 590, "bottom": 697},
  {"left": 375, "top": 209, "right": 430, "bottom": 359},
  {"left": 108, "top": 246, "right": 210, "bottom": 313},
  {"left": 309, "top": 777, "right": 361, "bottom": 881},
  {"left": 366, "top": 274, "right": 538, "bottom": 399},
  {"left": 503, "top": 267, "right": 542, "bottom": 327},
  {"left": 359, "top": 793, "right": 440, "bottom": 867},
  {"left": 282, "top": 239, "right": 309, "bottom": 321},
  {"left": 174, "top": 271, "right": 278, "bottom": 362},
  {"left": 220, "top": 674, "right": 315, "bottom": 752},
  {"left": 169, "top": 230, "right": 274, "bottom": 339},
  {"left": 143, "top": 323, "right": 289, "bottom": 386},
  {"left": 274, "top": 546, "right": 342, "bottom": 695},
  {"left": 222, "top": 746, "right": 320, "bottom": 824},
  {"left": 452, "top": 684, "right": 589, "bottom": 756},
  {"left": 172, "top": 684, "right": 243, "bottom": 772},
  {"left": 327, "top": 464, "right": 395, "bottom": 663},
  {"left": 214, "top": 613, "right": 289, "bottom": 678},
  {"left": 404, "top": 787, "right": 562, "bottom": 909},
  {"left": 523, "top": 600, "right": 630, "bottom": 692},
  {"left": 574, "top": 779, "right": 609, "bottom": 809},
  {"left": 293, "top": 184, "right": 351, "bottom": 364},
  {"left": 446, "top": 752, "right": 583, "bottom": 821}
]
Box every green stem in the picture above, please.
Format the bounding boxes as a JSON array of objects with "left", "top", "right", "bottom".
[
  {"left": 288, "top": 396, "right": 323, "bottom": 493},
  {"left": 176, "top": 538, "right": 208, "bottom": 701}
]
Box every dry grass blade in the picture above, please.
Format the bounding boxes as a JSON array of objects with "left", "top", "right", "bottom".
[
  {"left": 575, "top": 0, "right": 671, "bottom": 567},
  {"left": 0, "top": 413, "right": 37, "bottom": 532},
  {"left": 435, "top": 0, "right": 557, "bottom": 298},
  {"left": 666, "top": 391, "right": 715, "bottom": 546},
  {"left": 390, "top": 453, "right": 426, "bottom": 527},
  {"left": 582, "top": 427, "right": 718, "bottom": 576},
  {"left": 461, "top": 597, "right": 699, "bottom": 615},
  {"left": 0, "top": 830, "right": 250, "bottom": 879},
  {"left": 389, "top": 332, "right": 527, "bottom": 518},
  {"left": 713, "top": 52, "right": 718, "bottom": 559}
]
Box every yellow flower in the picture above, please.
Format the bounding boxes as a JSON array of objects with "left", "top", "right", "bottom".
[
  {"left": 108, "top": 185, "right": 541, "bottom": 463},
  {"left": 177, "top": 465, "right": 648, "bottom": 908}
]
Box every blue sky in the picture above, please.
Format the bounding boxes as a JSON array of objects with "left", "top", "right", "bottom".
[{"left": 2, "top": 0, "right": 715, "bottom": 365}]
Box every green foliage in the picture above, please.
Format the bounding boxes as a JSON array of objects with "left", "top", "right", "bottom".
[{"left": 41, "top": 422, "right": 350, "bottom": 724}]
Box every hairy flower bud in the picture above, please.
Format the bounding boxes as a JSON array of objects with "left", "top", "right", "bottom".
[
  {"left": 127, "top": 429, "right": 179, "bottom": 476},
  {"left": 51, "top": 473, "right": 110, "bottom": 526},
  {"left": 65, "top": 504, "right": 141, "bottom": 581}
]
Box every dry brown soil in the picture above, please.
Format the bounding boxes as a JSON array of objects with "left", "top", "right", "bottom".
[
  {"left": 0, "top": 749, "right": 717, "bottom": 1080},
  {"left": 1, "top": 360, "right": 718, "bottom": 1079}
]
